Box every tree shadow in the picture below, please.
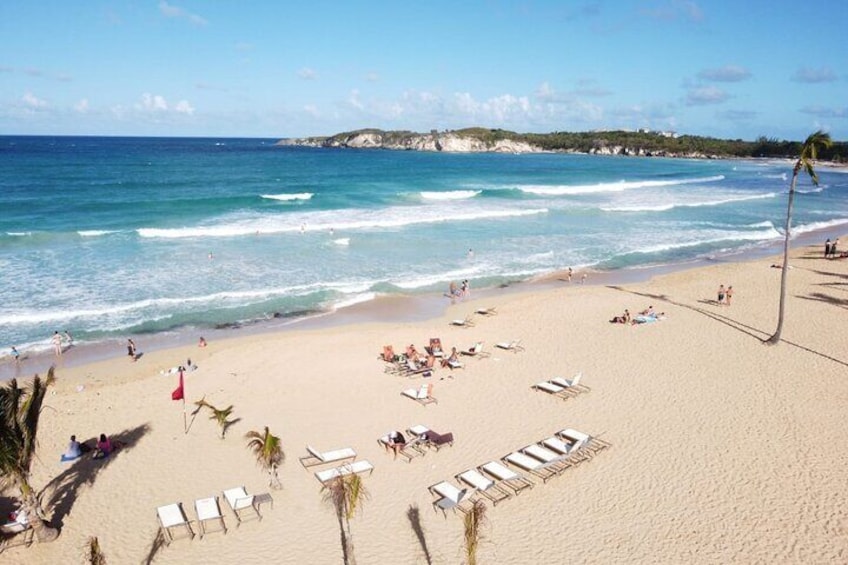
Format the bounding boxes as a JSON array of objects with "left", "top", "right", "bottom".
[
  {"left": 38, "top": 423, "right": 151, "bottom": 530},
  {"left": 607, "top": 286, "right": 848, "bottom": 368},
  {"left": 798, "top": 292, "right": 848, "bottom": 310},
  {"left": 141, "top": 529, "right": 166, "bottom": 565},
  {"left": 221, "top": 418, "right": 241, "bottom": 439},
  {"left": 406, "top": 504, "right": 432, "bottom": 565}
]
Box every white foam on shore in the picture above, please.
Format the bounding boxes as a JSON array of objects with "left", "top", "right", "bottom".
[
  {"left": 260, "top": 192, "right": 314, "bottom": 201},
  {"left": 792, "top": 218, "right": 848, "bottom": 235},
  {"left": 519, "top": 175, "right": 725, "bottom": 196},
  {"left": 78, "top": 230, "right": 118, "bottom": 237},
  {"left": 600, "top": 191, "right": 777, "bottom": 212},
  {"left": 420, "top": 190, "right": 481, "bottom": 200},
  {"left": 332, "top": 292, "right": 377, "bottom": 310}
]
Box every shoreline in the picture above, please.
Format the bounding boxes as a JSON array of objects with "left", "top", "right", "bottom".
[
  {"left": 4, "top": 225, "right": 844, "bottom": 382},
  {"left": 7, "top": 233, "right": 848, "bottom": 564}
]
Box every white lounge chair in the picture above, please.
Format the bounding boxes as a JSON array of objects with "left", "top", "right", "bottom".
[
  {"left": 299, "top": 445, "right": 357, "bottom": 468},
  {"left": 0, "top": 510, "right": 34, "bottom": 552},
  {"left": 407, "top": 424, "right": 455, "bottom": 451},
  {"left": 521, "top": 444, "right": 573, "bottom": 475},
  {"left": 475, "top": 307, "right": 497, "bottom": 316},
  {"left": 532, "top": 380, "right": 566, "bottom": 395},
  {"left": 460, "top": 342, "right": 490, "bottom": 359},
  {"left": 495, "top": 339, "right": 524, "bottom": 352},
  {"left": 557, "top": 428, "right": 610, "bottom": 455},
  {"left": 194, "top": 496, "right": 227, "bottom": 538},
  {"left": 503, "top": 451, "right": 558, "bottom": 483},
  {"left": 223, "top": 486, "right": 261, "bottom": 524},
  {"left": 156, "top": 502, "right": 194, "bottom": 544},
  {"left": 401, "top": 383, "right": 437, "bottom": 405},
  {"left": 378, "top": 433, "right": 425, "bottom": 462},
  {"left": 550, "top": 372, "right": 590, "bottom": 395},
  {"left": 428, "top": 480, "right": 475, "bottom": 516},
  {"left": 478, "top": 461, "right": 533, "bottom": 495},
  {"left": 450, "top": 316, "right": 475, "bottom": 327},
  {"left": 455, "top": 469, "right": 511, "bottom": 506},
  {"left": 541, "top": 436, "right": 592, "bottom": 464},
  {"left": 314, "top": 460, "right": 374, "bottom": 484}
]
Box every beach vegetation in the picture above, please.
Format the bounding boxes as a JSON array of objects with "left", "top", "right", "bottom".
[
  {"left": 0, "top": 368, "right": 60, "bottom": 543},
  {"left": 86, "top": 535, "right": 106, "bottom": 564},
  {"left": 321, "top": 473, "right": 370, "bottom": 565},
  {"left": 463, "top": 500, "right": 487, "bottom": 565},
  {"left": 193, "top": 398, "right": 237, "bottom": 439},
  {"left": 766, "top": 129, "right": 833, "bottom": 345},
  {"left": 245, "top": 426, "right": 284, "bottom": 489}
]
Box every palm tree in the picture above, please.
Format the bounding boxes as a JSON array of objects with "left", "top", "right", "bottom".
[
  {"left": 244, "top": 426, "right": 284, "bottom": 489},
  {"left": 322, "top": 473, "right": 369, "bottom": 565},
  {"left": 463, "top": 500, "right": 487, "bottom": 565},
  {"left": 194, "top": 399, "right": 235, "bottom": 439},
  {"left": 0, "top": 368, "right": 60, "bottom": 543},
  {"left": 86, "top": 535, "right": 107, "bottom": 564},
  {"left": 766, "top": 130, "right": 832, "bottom": 345}
]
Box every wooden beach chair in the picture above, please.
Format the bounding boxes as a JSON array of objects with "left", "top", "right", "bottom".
[
  {"left": 428, "top": 480, "right": 475, "bottom": 516},
  {"left": 455, "top": 469, "right": 511, "bottom": 506},
  {"left": 314, "top": 460, "right": 374, "bottom": 485},
  {"left": 495, "top": 339, "right": 524, "bottom": 353},
  {"left": 401, "top": 383, "right": 437, "bottom": 405},
  {"left": 299, "top": 445, "right": 357, "bottom": 468},
  {"left": 477, "top": 461, "right": 534, "bottom": 495}
]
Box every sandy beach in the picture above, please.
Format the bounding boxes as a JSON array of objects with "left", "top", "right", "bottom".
[{"left": 3, "top": 238, "right": 847, "bottom": 564}]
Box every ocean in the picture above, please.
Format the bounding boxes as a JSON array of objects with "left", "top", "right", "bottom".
[{"left": 2, "top": 135, "right": 847, "bottom": 364}]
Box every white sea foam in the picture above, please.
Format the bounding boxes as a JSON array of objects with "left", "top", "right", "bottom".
[
  {"left": 260, "top": 192, "right": 314, "bottom": 201},
  {"left": 332, "top": 292, "right": 377, "bottom": 310},
  {"left": 629, "top": 227, "right": 783, "bottom": 255},
  {"left": 78, "top": 230, "right": 118, "bottom": 237},
  {"left": 519, "top": 175, "right": 725, "bottom": 196},
  {"left": 5, "top": 232, "right": 31, "bottom": 237},
  {"left": 137, "top": 208, "right": 549, "bottom": 239},
  {"left": 796, "top": 186, "right": 824, "bottom": 194},
  {"left": 792, "top": 218, "right": 848, "bottom": 235},
  {"left": 600, "top": 191, "right": 777, "bottom": 212},
  {"left": 333, "top": 238, "right": 350, "bottom": 246},
  {"left": 420, "top": 190, "right": 481, "bottom": 200}
]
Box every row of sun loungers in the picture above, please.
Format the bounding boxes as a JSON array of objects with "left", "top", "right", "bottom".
[
  {"left": 532, "top": 372, "right": 590, "bottom": 399},
  {"left": 450, "top": 307, "right": 498, "bottom": 328},
  {"left": 296, "top": 445, "right": 375, "bottom": 484},
  {"left": 428, "top": 428, "right": 610, "bottom": 516},
  {"left": 156, "top": 486, "right": 268, "bottom": 544}
]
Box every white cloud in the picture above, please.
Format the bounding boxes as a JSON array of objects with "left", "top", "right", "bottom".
[
  {"left": 685, "top": 86, "right": 729, "bottom": 106},
  {"left": 174, "top": 100, "right": 195, "bottom": 115},
  {"left": 22, "top": 92, "right": 47, "bottom": 109},
  {"left": 297, "top": 68, "right": 317, "bottom": 80},
  {"left": 791, "top": 67, "right": 837, "bottom": 84},
  {"left": 138, "top": 93, "right": 169, "bottom": 112},
  {"left": 697, "top": 65, "right": 751, "bottom": 83},
  {"left": 159, "top": 1, "right": 208, "bottom": 26},
  {"left": 74, "top": 98, "right": 89, "bottom": 113}
]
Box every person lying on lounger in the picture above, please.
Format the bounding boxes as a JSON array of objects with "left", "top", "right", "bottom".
[
  {"left": 385, "top": 431, "right": 407, "bottom": 459},
  {"left": 441, "top": 347, "right": 460, "bottom": 367}
]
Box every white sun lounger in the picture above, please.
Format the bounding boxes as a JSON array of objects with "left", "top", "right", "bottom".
[
  {"left": 377, "top": 433, "right": 425, "bottom": 462},
  {"left": 402, "top": 383, "right": 437, "bottom": 405},
  {"left": 314, "top": 460, "right": 374, "bottom": 484},
  {"left": 478, "top": 461, "right": 534, "bottom": 494},
  {"left": 521, "top": 444, "right": 573, "bottom": 474},
  {"left": 450, "top": 316, "right": 475, "bottom": 327},
  {"left": 503, "top": 451, "right": 558, "bottom": 483},
  {"left": 428, "top": 480, "right": 474, "bottom": 516},
  {"left": 194, "top": 496, "right": 227, "bottom": 538},
  {"left": 556, "top": 428, "right": 611, "bottom": 455},
  {"left": 299, "top": 445, "right": 357, "bottom": 468},
  {"left": 157, "top": 502, "right": 194, "bottom": 544},
  {"left": 532, "top": 380, "right": 566, "bottom": 395},
  {"left": 495, "top": 339, "right": 524, "bottom": 352},
  {"left": 223, "top": 486, "right": 261, "bottom": 524},
  {"left": 455, "top": 469, "right": 511, "bottom": 506},
  {"left": 550, "top": 372, "right": 590, "bottom": 395},
  {"left": 541, "top": 436, "right": 592, "bottom": 463}
]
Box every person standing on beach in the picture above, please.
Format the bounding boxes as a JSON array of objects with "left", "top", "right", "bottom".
[
  {"left": 832, "top": 238, "right": 839, "bottom": 259},
  {"left": 567, "top": 267, "right": 573, "bottom": 282},
  {"left": 11, "top": 346, "right": 20, "bottom": 364},
  {"left": 825, "top": 238, "right": 832, "bottom": 258},
  {"left": 717, "top": 284, "right": 726, "bottom": 305},
  {"left": 581, "top": 273, "right": 587, "bottom": 284},
  {"left": 52, "top": 331, "right": 63, "bottom": 356},
  {"left": 127, "top": 338, "right": 137, "bottom": 361},
  {"left": 725, "top": 286, "right": 734, "bottom": 306},
  {"left": 63, "top": 330, "right": 73, "bottom": 348}
]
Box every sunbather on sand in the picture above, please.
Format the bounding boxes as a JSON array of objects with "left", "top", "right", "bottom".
[
  {"left": 385, "top": 431, "right": 406, "bottom": 459},
  {"left": 441, "top": 347, "right": 459, "bottom": 367},
  {"left": 610, "top": 309, "right": 631, "bottom": 324}
]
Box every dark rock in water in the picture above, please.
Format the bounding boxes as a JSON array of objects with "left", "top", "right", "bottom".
[{"left": 214, "top": 322, "right": 242, "bottom": 330}]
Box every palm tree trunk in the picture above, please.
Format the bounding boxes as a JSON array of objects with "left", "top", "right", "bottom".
[
  {"left": 766, "top": 170, "right": 799, "bottom": 345},
  {"left": 19, "top": 480, "right": 59, "bottom": 542}
]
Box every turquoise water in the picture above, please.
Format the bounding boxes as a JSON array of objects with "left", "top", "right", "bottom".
[{"left": 2, "top": 135, "right": 847, "bottom": 356}]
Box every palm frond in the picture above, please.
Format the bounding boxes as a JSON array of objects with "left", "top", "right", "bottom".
[{"left": 463, "top": 500, "right": 487, "bottom": 565}]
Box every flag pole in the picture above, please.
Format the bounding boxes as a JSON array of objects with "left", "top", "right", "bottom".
[{"left": 181, "top": 368, "right": 187, "bottom": 434}]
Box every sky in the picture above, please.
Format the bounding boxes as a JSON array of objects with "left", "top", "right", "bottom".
[{"left": 1, "top": 1, "right": 846, "bottom": 140}]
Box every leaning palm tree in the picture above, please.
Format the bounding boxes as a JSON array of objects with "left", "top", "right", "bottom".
[
  {"left": 244, "top": 426, "right": 284, "bottom": 489},
  {"left": 766, "top": 130, "right": 832, "bottom": 345},
  {"left": 322, "top": 473, "right": 369, "bottom": 565},
  {"left": 463, "top": 500, "right": 487, "bottom": 565},
  {"left": 194, "top": 398, "right": 235, "bottom": 439},
  {"left": 0, "top": 368, "right": 60, "bottom": 543}
]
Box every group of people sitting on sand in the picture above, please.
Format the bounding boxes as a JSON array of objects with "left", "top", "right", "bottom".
[
  {"left": 62, "top": 433, "right": 121, "bottom": 462},
  {"left": 610, "top": 306, "right": 666, "bottom": 325},
  {"left": 381, "top": 338, "right": 464, "bottom": 375}
]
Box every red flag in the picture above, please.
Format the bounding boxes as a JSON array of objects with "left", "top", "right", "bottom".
[{"left": 171, "top": 370, "right": 184, "bottom": 401}]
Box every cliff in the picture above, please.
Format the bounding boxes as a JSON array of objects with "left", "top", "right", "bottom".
[{"left": 277, "top": 128, "right": 542, "bottom": 153}]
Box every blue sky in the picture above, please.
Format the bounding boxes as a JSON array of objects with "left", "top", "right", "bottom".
[{"left": 1, "top": 1, "right": 846, "bottom": 140}]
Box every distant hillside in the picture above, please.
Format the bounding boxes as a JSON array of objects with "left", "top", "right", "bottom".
[{"left": 277, "top": 128, "right": 847, "bottom": 161}]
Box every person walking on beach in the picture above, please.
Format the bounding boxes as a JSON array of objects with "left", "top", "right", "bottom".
[
  {"left": 725, "top": 286, "right": 734, "bottom": 306},
  {"left": 717, "top": 284, "right": 726, "bottom": 305},
  {"left": 567, "top": 267, "right": 573, "bottom": 282},
  {"left": 11, "top": 346, "right": 20, "bottom": 364},
  {"left": 52, "top": 331, "right": 63, "bottom": 356},
  {"left": 127, "top": 339, "right": 137, "bottom": 361},
  {"left": 825, "top": 238, "right": 832, "bottom": 258}
]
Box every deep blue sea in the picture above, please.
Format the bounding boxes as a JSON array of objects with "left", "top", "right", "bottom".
[{"left": 2, "top": 135, "right": 847, "bottom": 358}]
